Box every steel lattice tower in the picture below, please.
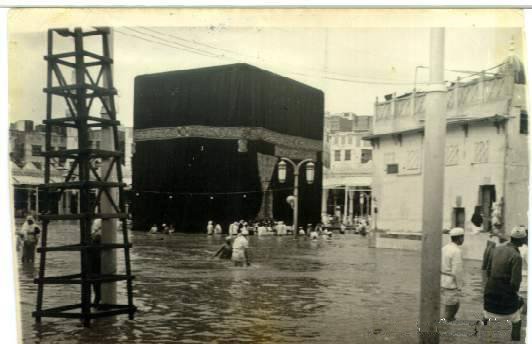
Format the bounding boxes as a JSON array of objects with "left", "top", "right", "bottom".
[{"left": 33, "top": 27, "right": 136, "bottom": 327}]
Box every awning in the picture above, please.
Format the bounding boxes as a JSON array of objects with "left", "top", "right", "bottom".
[
  {"left": 12, "top": 175, "right": 43, "bottom": 186},
  {"left": 322, "top": 176, "right": 372, "bottom": 189},
  {"left": 11, "top": 174, "right": 63, "bottom": 185}
]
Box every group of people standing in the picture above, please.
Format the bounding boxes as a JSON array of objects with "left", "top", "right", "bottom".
[
  {"left": 225, "top": 219, "right": 278, "bottom": 236},
  {"left": 207, "top": 219, "right": 338, "bottom": 238},
  {"left": 441, "top": 225, "right": 528, "bottom": 342},
  {"left": 207, "top": 219, "right": 283, "bottom": 236},
  {"left": 149, "top": 223, "right": 176, "bottom": 234}
]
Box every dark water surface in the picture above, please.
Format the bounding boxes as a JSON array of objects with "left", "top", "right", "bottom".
[{"left": 17, "top": 224, "right": 525, "bottom": 343}]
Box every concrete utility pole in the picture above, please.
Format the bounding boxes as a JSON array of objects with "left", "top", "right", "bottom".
[
  {"left": 418, "top": 28, "right": 446, "bottom": 344},
  {"left": 100, "top": 28, "right": 117, "bottom": 304}
]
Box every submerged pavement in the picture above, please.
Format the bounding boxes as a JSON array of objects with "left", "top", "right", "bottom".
[{"left": 16, "top": 224, "right": 526, "bottom": 343}]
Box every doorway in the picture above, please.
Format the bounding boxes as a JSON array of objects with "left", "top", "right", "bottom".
[
  {"left": 479, "top": 185, "right": 496, "bottom": 232},
  {"left": 452, "top": 207, "right": 465, "bottom": 228}
]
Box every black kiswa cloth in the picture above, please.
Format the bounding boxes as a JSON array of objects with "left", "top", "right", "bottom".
[
  {"left": 134, "top": 63, "right": 324, "bottom": 141},
  {"left": 132, "top": 139, "right": 323, "bottom": 232}
]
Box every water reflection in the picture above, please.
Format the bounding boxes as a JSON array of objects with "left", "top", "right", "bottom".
[{"left": 17, "top": 226, "right": 523, "bottom": 343}]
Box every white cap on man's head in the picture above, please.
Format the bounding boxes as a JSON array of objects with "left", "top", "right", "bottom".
[
  {"left": 511, "top": 226, "right": 527, "bottom": 239},
  {"left": 449, "top": 227, "right": 465, "bottom": 237}
]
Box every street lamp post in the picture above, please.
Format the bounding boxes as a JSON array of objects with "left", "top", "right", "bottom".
[{"left": 277, "top": 157, "right": 315, "bottom": 235}]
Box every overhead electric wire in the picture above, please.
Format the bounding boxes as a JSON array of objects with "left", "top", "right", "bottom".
[
  {"left": 140, "top": 26, "right": 427, "bottom": 82},
  {"left": 143, "top": 27, "right": 424, "bottom": 85},
  {"left": 115, "top": 29, "right": 209, "bottom": 57},
  {"left": 115, "top": 28, "right": 505, "bottom": 87},
  {"left": 139, "top": 26, "right": 253, "bottom": 60},
  {"left": 120, "top": 27, "right": 222, "bottom": 58},
  {"left": 138, "top": 27, "right": 505, "bottom": 86},
  {"left": 115, "top": 28, "right": 420, "bottom": 86},
  {"left": 116, "top": 28, "right": 435, "bottom": 86}
]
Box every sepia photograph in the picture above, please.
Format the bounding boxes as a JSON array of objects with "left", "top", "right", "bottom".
[{"left": 4, "top": 8, "right": 529, "bottom": 343}]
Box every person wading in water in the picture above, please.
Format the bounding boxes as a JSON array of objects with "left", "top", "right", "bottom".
[
  {"left": 214, "top": 237, "right": 233, "bottom": 260},
  {"left": 231, "top": 229, "right": 250, "bottom": 267},
  {"left": 21, "top": 217, "right": 40, "bottom": 263}
]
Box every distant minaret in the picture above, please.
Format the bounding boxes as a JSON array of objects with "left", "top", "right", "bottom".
[
  {"left": 506, "top": 35, "right": 525, "bottom": 84},
  {"left": 509, "top": 35, "right": 516, "bottom": 56}
]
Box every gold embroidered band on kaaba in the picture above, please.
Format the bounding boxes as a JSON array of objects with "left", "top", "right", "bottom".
[{"left": 134, "top": 126, "right": 323, "bottom": 160}]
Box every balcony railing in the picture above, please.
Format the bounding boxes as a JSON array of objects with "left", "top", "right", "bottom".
[{"left": 373, "top": 67, "right": 515, "bottom": 136}]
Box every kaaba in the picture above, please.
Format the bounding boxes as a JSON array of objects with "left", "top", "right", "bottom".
[{"left": 132, "top": 63, "right": 324, "bottom": 232}]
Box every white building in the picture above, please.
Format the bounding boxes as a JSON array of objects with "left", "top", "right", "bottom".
[
  {"left": 365, "top": 53, "right": 528, "bottom": 259},
  {"left": 322, "top": 113, "right": 373, "bottom": 225}
]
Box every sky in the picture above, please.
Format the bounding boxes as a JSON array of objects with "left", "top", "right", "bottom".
[{"left": 8, "top": 20, "right": 524, "bottom": 128}]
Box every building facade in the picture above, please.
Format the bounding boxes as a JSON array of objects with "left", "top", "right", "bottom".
[
  {"left": 9, "top": 120, "right": 134, "bottom": 217},
  {"left": 322, "top": 112, "right": 373, "bottom": 225},
  {"left": 365, "top": 56, "right": 528, "bottom": 244}
]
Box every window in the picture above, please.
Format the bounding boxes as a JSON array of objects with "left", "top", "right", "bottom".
[
  {"left": 14, "top": 143, "right": 24, "bottom": 160},
  {"left": 361, "top": 149, "right": 372, "bottom": 164},
  {"left": 445, "top": 145, "right": 459, "bottom": 166},
  {"left": 473, "top": 140, "right": 489, "bottom": 163},
  {"left": 340, "top": 136, "right": 345, "bottom": 145},
  {"left": 386, "top": 164, "right": 399, "bottom": 174},
  {"left": 334, "top": 150, "right": 341, "bottom": 161},
  {"left": 31, "top": 145, "right": 42, "bottom": 156},
  {"left": 345, "top": 150, "right": 351, "bottom": 161},
  {"left": 347, "top": 135, "right": 353, "bottom": 145},
  {"left": 384, "top": 152, "right": 398, "bottom": 173},
  {"left": 334, "top": 136, "right": 338, "bottom": 144},
  {"left": 520, "top": 110, "right": 528, "bottom": 134},
  {"left": 405, "top": 150, "right": 421, "bottom": 170}
]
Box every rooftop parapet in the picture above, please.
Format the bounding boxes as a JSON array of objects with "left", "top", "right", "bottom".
[{"left": 371, "top": 58, "right": 524, "bottom": 137}]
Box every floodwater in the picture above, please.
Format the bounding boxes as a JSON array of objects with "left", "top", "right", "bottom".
[{"left": 16, "top": 223, "right": 525, "bottom": 343}]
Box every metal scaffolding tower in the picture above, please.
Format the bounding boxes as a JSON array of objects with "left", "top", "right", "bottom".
[{"left": 33, "top": 27, "right": 136, "bottom": 327}]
